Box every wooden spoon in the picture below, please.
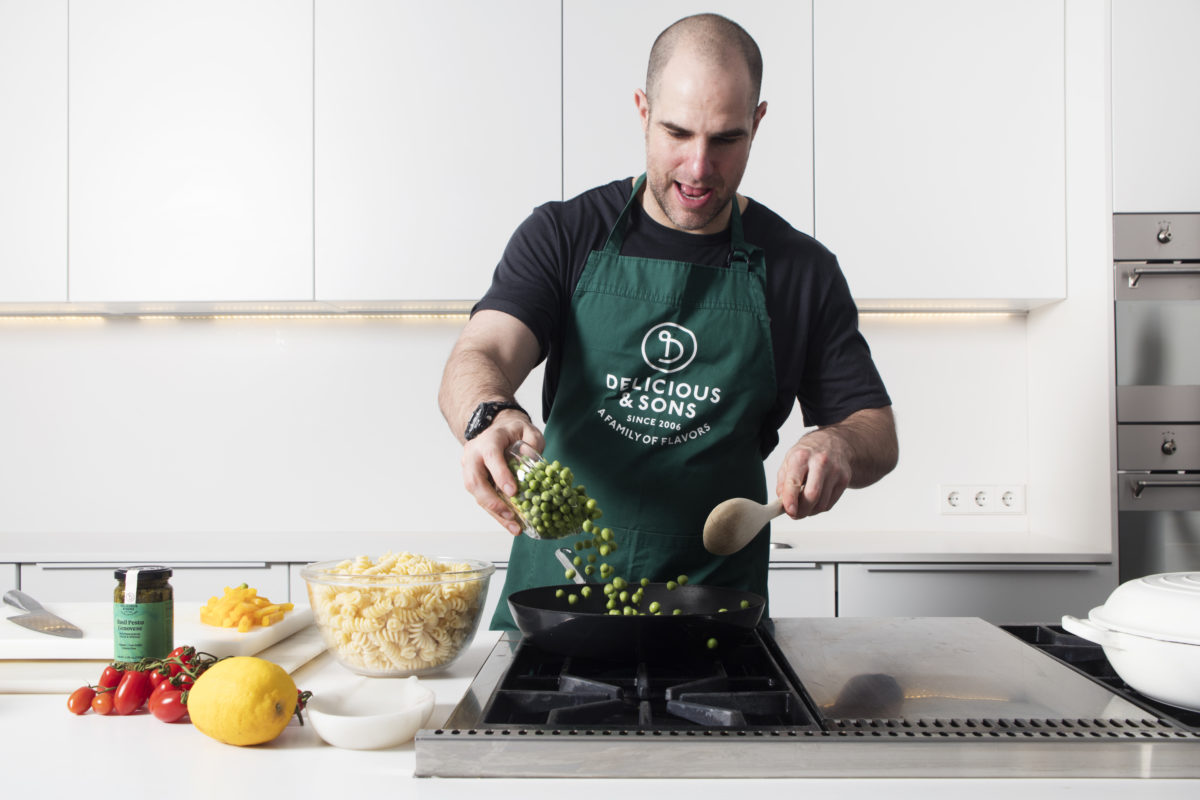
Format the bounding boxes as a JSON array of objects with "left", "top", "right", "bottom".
[{"left": 702, "top": 497, "right": 785, "bottom": 556}]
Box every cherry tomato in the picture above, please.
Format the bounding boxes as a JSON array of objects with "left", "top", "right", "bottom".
[
  {"left": 113, "top": 669, "right": 154, "bottom": 715},
  {"left": 67, "top": 686, "right": 95, "bottom": 715},
  {"left": 91, "top": 690, "right": 115, "bottom": 715},
  {"left": 147, "top": 684, "right": 188, "bottom": 723},
  {"left": 97, "top": 665, "right": 124, "bottom": 690},
  {"left": 165, "top": 646, "right": 195, "bottom": 678},
  {"left": 149, "top": 670, "right": 169, "bottom": 690}
]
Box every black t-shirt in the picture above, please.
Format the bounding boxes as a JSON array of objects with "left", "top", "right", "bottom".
[{"left": 474, "top": 178, "right": 891, "bottom": 458}]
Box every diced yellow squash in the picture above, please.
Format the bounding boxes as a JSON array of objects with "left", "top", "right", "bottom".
[{"left": 199, "top": 583, "right": 294, "bottom": 632}]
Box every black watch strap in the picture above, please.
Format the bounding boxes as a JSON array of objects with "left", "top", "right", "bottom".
[{"left": 464, "top": 400, "right": 528, "bottom": 441}]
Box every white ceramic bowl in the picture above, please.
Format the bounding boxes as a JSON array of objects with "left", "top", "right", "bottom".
[{"left": 307, "top": 675, "right": 435, "bottom": 750}]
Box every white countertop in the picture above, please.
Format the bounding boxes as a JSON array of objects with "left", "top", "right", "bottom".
[{"left": 1, "top": 629, "right": 1194, "bottom": 798}]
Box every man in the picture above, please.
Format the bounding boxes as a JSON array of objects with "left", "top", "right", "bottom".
[{"left": 439, "top": 13, "right": 898, "bottom": 630}]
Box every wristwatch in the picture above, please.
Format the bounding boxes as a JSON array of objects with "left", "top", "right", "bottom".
[{"left": 464, "top": 400, "right": 528, "bottom": 441}]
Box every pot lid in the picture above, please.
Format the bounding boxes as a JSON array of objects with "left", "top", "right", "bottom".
[{"left": 1089, "top": 572, "right": 1200, "bottom": 645}]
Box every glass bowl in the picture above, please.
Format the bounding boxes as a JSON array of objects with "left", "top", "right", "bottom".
[
  {"left": 496, "top": 440, "right": 597, "bottom": 540},
  {"left": 300, "top": 554, "right": 495, "bottom": 677}
]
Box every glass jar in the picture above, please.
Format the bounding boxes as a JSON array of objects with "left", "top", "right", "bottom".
[
  {"left": 496, "top": 440, "right": 592, "bottom": 540},
  {"left": 113, "top": 565, "right": 174, "bottom": 661}
]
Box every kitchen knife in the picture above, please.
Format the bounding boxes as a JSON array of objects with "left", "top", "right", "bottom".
[{"left": 3, "top": 590, "right": 84, "bottom": 638}]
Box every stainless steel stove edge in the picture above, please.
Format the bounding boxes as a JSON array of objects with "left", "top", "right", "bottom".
[{"left": 413, "top": 732, "right": 1200, "bottom": 779}]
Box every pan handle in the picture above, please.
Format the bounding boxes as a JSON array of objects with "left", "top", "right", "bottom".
[{"left": 555, "top": 548, "right": 590, "bottom": 585}]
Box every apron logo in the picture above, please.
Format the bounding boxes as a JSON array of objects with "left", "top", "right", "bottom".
[{"left": 641, "top": 323, "right": 697, "bottom": 374}]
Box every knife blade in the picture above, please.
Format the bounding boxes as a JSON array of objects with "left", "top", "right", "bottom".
[{"left": 4, "top": 590, "right": 84, "bottom": 639}]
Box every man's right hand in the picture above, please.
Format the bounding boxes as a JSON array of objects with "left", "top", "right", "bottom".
[{"left": 461, "top": 411, "right": 545, "bottom": 536}]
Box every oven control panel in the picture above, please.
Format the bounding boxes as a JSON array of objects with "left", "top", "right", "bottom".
[{"left": 1118, "top": 424, "right": 1199, "bottom": 471}]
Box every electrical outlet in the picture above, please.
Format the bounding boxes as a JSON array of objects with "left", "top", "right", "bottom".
[{"left": 939, "top": 484, "right": 1026, "bottom": 515}]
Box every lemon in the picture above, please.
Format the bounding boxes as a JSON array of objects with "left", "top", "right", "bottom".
[{"left": 187, "top": 656, "right": 297, "bottom": 746}]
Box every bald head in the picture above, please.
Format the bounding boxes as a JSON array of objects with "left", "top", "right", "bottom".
[{"left": 645, "top": 14, "right": 763, "bottom": 110}]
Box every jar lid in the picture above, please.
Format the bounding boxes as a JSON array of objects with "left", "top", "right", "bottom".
[
  {"left": 1089, "top": 572, "right": 1200, "bottom": 645},
  {"left": 114, "top": 565, "right": 172, "bottom": 580}
]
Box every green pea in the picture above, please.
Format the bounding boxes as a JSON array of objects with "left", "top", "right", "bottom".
[
  {"left": 612, "top": 577, "right": 627, "bottom": 590},
  {"left": 609, "top": 609, "right": 621, "bottom": 615},
  {"left": 603, "top": 583, "right": 616, "bottom": 595},
  {"left": 673, "top": 608, "right": 683, "bottom": 615},
  {"left": 677, "top": 575, "right": 689, "bottom": 585},
  {"left": 640, "top": 578, "right": 649, "bottom": 587},
  {"left": 555, "top": 589, "right": 564, "bottom": 598},
  {"left": 666, "top": 581, "right": 678, "bottom": 591},
  {"left": 584, "top": 565, "right": 595, "bottom": 575},
  {"left": 572, "top": 556, "right": 582, "bottom": 566},
  {"left": 598, "top": 545, "right": 610, "bottom": 557},
  {"left": 587, "top": 553, "right": 597, "bottom": 563},
  {"left": 648, "top": 601, "right": 661, "bottom": 613},
  {"left": 623, "top": 606, "right": 635, "bottom": 616},
  {"left": 706, "top": 637, "right": 718, "bottom": 649},
  {"left": 619, "top": 591, "right": 629, "bottom": 603},
  {"left": 718, "top": 608, "right": 727, "bottom": 613},
  {"left": 600, "top": 528, "right": 613, "bottom": 542},
  {"left": 564, "top": 569, "right": 576, "bottom": 580},
  {"left": 581, "top": 586, "right": 592, "bottom": 598},
  {"left": 568, "top": 594, "right": 578, "bottom": 605},
  {"left": 740, "top": 600, "right": 750, "bottom": 609}
]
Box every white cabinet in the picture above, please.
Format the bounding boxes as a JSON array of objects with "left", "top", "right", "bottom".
[
  {"left": 20, "top": 563, "right": 291, "bottom": 603},
  {"left": 813, "top": 0, "right": 1066, "bottom": 308},
  {"left": 767, "top": 562, "right": 835, "bottom": 618},
  {"left": 68, "top": 1, "right": 313, "bottom": 302},
  {"left": 837, "top": 563, "right": 1116, "bottom": 624},
  {"left": 0, "top": 0, "right": 66, "bottom": 301},
  {"left": 1112, "top": 0, "right": 1200, "bottom": 212},
  {"left": 314, "top": 1, "right": 561, "bottom": 302},
  {"left": 563, "top": 1, "right": 814, "bottom": 234}
]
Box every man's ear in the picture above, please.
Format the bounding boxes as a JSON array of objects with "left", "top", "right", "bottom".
[
  {"left": 751, "top": 101, "right": 768, "bottom": 139},
  {"left": 634, "top": 89, "right": 651, "bottom": 134}
]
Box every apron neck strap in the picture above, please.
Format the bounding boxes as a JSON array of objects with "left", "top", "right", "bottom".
[{"left": 603, "top": 174, "right": 755, "bottom": 272}]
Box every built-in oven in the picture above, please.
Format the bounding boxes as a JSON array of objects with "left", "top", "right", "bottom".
[{"left": 1114, "top": 213, "right": 1200, "bottom": 582}]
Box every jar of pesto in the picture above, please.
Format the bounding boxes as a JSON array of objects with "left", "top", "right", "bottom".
[{"left": 113, "top": 566, "right": 173, "bottom": 661}]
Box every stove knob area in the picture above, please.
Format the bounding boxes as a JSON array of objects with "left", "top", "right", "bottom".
[
  {"left": 1162, "top": 438, "right": 1177, "bottom": 456},
  {"left": 1156, "top": 223, "right": 1173, "bottom": 244}
]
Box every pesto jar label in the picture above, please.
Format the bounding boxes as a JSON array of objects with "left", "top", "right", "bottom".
[{"left": 113, "top": 599, "right": 173, "bottom": 661}]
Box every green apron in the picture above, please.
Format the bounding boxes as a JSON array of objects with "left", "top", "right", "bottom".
[{"left": 491, "top": 175, "right": 778, "bottom": 631}]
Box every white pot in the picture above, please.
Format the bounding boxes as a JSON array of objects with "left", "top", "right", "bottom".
[{"left": 1061, "top": 572, "right": 1200, "bottom": 712}]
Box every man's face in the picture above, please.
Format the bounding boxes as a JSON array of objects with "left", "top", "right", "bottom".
[{"left": 636, "top": 51, "right": 766, "bottom": 235}]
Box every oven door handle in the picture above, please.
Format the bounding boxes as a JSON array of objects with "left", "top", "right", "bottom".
[
  {"left": 1132, "top": 479, "right": 1200, "bottom": 498},
  {"left": 1128, "top": 265, "right": 1200, "bottom": 287}
]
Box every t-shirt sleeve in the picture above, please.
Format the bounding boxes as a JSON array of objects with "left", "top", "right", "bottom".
[
  {"left": 795, "top": 251, "right": 892, "bottom": 427},
  {"left": 472, "top": 204, "right": 567, "bottom": 363}
]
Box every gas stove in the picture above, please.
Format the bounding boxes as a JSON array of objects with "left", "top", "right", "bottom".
[{"left": 415, "top": 617, "right": 1200, "bottom": 778}]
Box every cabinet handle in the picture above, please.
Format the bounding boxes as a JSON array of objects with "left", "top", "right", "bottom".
[
  {"left": 36, "top": 561, "right": 271, "bottom": 569},
  {"left": 863, "top": 564, "right": 1103, "bottom": 574}
]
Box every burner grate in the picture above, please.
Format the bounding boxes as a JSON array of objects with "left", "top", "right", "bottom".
[{"left": 476, "top": 635, "right": 821, "bottom": 731}]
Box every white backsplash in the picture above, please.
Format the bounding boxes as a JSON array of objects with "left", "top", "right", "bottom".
[{"left": 0, "top": 310, "right": 1105, "bottom": 550}]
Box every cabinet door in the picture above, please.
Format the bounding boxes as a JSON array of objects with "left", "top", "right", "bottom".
[
  {"left": 563, "top": 1, "right": 814, "bottom": 234},
  {"left": 813, "top": 0, "right": 1066, "bottom": 307},
  {"left": 68, "top": 1, "right": 313, "bottom": 302},
  {"left": 0, "top": 0, "right": 66, "bottom": 301},
  {"left": 837, "top": 563, "right": 1116, "bottom": 624},
  {"left": 21, "top": 563, "right": 291, "bottom": 603},
  {"left": 314, "top": 1, "right": 560, "bottom": 302},
  {"left": 1112, "top": 0, "right": 1200, "bottom": 212},
  {"left": 767, "top": 563, "right": 835, "bottom": 618}
]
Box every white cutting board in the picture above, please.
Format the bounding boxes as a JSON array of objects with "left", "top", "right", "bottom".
[{"left": 0, "top": 602, "right": 313, "bottom": 661}]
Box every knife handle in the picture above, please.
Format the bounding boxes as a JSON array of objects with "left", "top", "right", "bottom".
[{"left": 3, "top": 589, "right": 45, "bottom": 613}]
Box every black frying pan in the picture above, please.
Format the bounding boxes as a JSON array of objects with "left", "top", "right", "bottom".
[{"left": 507, "top": 580, "right": 765, "bottom": 661}]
